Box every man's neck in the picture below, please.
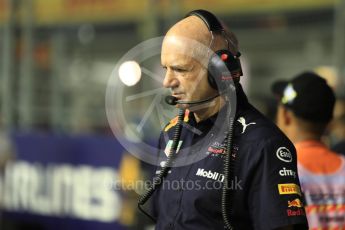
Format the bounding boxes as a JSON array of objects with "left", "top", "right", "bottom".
[
  {"left": 193, "top": 97, "right": 225, "bottom": 123},
  {"left": 291, "top": 131, "right": 322, "bottom": 144}
]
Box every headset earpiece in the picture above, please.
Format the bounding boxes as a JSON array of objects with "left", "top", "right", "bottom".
[{"left": 208, "top": 50, "right": 243, "bottom": 91}]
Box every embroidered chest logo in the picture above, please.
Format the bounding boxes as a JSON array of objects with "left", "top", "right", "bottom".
[
  {"left": 237, "top": 117, "right": 256, "bottom": 134},
  {"left": 164, "top": 140, "right": 183, "bottom": 157},
  {"left": 207, "top": 141, "right": 226, "bottom": 156},
  {"left": 206, "top": 142, "right": 239, "bottom": 158}
]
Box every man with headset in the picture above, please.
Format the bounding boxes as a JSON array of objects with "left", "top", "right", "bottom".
[{"left": 140, "top": 10, "right": 308, "bottom": 229}]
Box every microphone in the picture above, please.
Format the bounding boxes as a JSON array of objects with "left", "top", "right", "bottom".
[
  {"left": 165, "top": 96, "right": 178, "bottom": 105},
  {"left": 165, "top": 94, "right": 219, "bottom": 106}
]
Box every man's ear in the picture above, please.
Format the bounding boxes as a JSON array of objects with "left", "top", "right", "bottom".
[
  {"left": 282, "top": 107, "right": 292, "bottom": 125},
  {"left": 277, "top": 105, "right": 292, "bottom": 126}
]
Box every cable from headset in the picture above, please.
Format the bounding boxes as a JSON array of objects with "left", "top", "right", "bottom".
[
  {"left": 138, "top": 109, "right": 185, "bottom": 222},
  {"left": 221, "top": 96, "right": 236, "bottom": 230}
]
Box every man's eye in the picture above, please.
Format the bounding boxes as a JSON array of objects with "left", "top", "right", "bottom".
[{"left": 174, "top": 68, "right": 187, "bottom": 73}]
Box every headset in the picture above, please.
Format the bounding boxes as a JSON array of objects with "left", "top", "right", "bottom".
[
  {"left": 186, "top": 9, "right": 243, "bottom": 93},
  {"left": 138, "top": 9, "right": 240, "bottom": 229}
]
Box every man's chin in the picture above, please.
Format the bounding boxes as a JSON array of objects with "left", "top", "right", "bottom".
[
  {"left": 173, "top": 98, "right": 217, "bottom": 111},
  {"left": 175, "top": 104, "right": 190, "bottom": 110},
  {"left": 185, "top": 101, "right": 217, "bottom": 112},
  {"left": 175, "top": 103, "right": 202, "bottom": 112}
]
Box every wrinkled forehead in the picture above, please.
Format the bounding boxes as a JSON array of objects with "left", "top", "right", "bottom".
[{"left": 161, "top": 35, "right": 210, "bottom": 65}]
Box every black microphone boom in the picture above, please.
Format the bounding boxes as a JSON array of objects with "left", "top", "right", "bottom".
[
  {"left": 165, "top": 94, "right": 219, "bottom": 106},
  {"left": 165, "top": 96, "right": 179, "bottom": 105}
]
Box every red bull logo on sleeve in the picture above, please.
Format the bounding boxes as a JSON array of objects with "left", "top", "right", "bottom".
[
  {"left": 286, "top": 208, "right": 306, "bottom": 217},
  {"left": 288, "top": 198, "right": 303, "bottom": 208}
]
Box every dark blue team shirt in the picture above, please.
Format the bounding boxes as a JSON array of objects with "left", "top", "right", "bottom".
[{"left": 151, "top": 87, "right": 309, "bottom": 230}]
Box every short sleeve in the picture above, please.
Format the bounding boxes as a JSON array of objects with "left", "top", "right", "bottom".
[{"left": 248, "top": 137, "right": 309, "bottom": 230}]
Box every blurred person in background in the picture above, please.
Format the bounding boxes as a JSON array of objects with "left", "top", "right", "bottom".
[
  {"left": 313, "top": 66, "right": 345, "bottom": 156},
  {"left": 272, "top": 72, "right": 345, "bottom": 229},
  {"left": 139, "top": 9, "right": 308, "bottom": 230},
  {"left": 330, "top": 99, "right": 345, "bottom": 155}
]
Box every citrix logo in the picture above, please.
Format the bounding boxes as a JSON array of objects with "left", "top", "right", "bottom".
[
  {"left": 279, "top": 167, "right": 296, "bottom": 178},
  {"left": 196, "top": 168, "right": 224, "bottom": 182}
]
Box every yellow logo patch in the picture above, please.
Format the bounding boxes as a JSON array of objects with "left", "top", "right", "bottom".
[{"left": 278, "top": 183, "right": 301, "bottom": 196}]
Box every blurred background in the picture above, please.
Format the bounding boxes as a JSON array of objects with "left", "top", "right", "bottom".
[{"left": 0, "top": 0, "right": 344, "bottom": 229}]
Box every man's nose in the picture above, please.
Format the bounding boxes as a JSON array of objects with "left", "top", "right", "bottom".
[{"left": 163, "top": 70, "right": 178, "bottom": 88}]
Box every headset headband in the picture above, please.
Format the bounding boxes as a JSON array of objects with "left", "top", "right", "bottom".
[
  {"left": 185, "top": 9, "right": 224, "bottom": 32},
  {"left": 185, "top": 9, "right": 244, "bottom": 84}
]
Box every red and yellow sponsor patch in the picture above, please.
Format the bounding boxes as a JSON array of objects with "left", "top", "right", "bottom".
[
  {"left": 164, "top": 110, "right": 190, "bottom": 132},
  {"left": 278, "top": 183, "right": 301, "bottom": 196},
  {"left": 288, "top": 198, "right": 303, "bottom": 208}
]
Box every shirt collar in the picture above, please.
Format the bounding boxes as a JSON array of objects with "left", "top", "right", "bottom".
[{"left": 187, "top": 84, "right": 250, "bottom": 134}]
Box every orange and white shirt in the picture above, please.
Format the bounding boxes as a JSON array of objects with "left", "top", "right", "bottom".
[{"left": 296, "top": 140, "right": 345, "bottom": 230}]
